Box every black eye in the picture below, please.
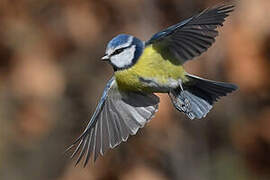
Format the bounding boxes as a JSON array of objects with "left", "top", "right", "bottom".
[{"left": 112, "top": 48, "right": 125, "bottom": 55}]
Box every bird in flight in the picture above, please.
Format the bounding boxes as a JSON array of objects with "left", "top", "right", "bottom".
[{"left": 66, "top": 4, "right": 238, "bottom": 166}]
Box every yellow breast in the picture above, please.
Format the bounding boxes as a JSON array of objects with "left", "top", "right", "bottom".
[{"left": 114, "top": 45, "right": 187, "bottom": 93}]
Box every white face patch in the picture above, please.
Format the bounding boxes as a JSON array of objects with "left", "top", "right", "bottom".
[{"left": 110, "top": 45, "right": 136, "bottom": 69}]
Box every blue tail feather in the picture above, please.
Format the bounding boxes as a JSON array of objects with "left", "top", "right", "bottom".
[{"left": 169, "top": 74, "right": 238, "bottom": 119}]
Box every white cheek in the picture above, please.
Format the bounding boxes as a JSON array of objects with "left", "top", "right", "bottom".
[{"left": 110, "top": 45, "right": 136, "bottom": 68}]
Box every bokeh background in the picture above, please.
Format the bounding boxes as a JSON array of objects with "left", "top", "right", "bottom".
[{"left": 1, "top": 0, "right": 270, "bottom": 179}]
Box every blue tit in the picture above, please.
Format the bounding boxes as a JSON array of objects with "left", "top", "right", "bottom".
[{"left": 67, "top": 4, "right": 238, "bottom": 165}]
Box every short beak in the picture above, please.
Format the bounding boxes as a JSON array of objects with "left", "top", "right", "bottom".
[{"left": 101, "top": 55, "right": 109, "bottom": 61}]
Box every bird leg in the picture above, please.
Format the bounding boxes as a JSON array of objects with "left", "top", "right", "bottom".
[{"left": 178, "top": 79, "right": 184, "bottom": 91}]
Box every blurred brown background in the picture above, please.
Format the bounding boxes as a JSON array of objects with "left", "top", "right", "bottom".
[{"left": 1, "top": 0, "right": 270, "bottom": 179}]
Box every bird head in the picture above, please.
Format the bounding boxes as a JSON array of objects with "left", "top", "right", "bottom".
[{"left": 102, "top": 34, "right": 144, "bottom": 71}]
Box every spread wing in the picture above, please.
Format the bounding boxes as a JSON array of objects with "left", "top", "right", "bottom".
[
  {"left": 145, "top": 5, "right": 234, "bottom": 64},
  {"left": 66, "top": 77, "right": 160, "bottom": 166}
]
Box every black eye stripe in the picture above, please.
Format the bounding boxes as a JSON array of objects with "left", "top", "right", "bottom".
[{"left": 111, "top": 47, "right": 127, "bottom": 56}]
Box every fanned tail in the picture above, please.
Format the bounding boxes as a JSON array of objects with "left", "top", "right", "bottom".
[{"left": 169, "top": 74, "right": 238, "bottom": 119}]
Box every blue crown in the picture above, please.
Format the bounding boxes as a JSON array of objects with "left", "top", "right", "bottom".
[{"left": 107, "top": 34, "right": 133, "bottom": 50}]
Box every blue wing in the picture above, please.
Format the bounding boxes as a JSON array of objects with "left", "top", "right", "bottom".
[
  {"left": 145, "top": 4, "right": 234, "bottom": 64},
  {"left": 66, "top": 77, "right": 160, "bottom": 166}
]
